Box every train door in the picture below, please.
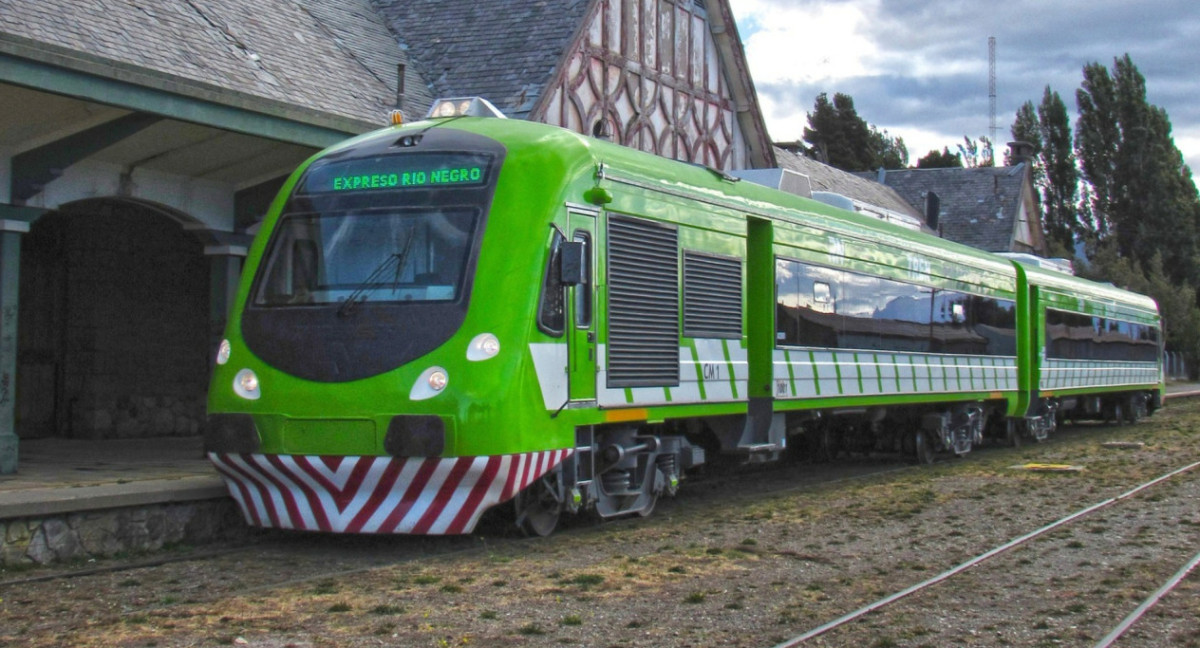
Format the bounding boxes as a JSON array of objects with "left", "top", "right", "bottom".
[{"left": 567, "top": 209, "right": 597, "bottom": 402}]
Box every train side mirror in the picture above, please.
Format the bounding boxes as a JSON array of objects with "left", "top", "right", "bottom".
[{"left": 559, "top": 241, "right": 585, "bottom": 286}]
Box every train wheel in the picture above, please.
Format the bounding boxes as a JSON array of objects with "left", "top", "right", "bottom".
[
  {"left": 515, "top": 475, "right": 562, "bottom": 537},
  {"left": 1125, "top": 396, "right": 1146, "bottom": 424},
  {"left": 1108, "top": 401, "right": 1124, "bottom": 426},
  {"left": 913, "top": 429, "right": 935, "bottom": 465}
]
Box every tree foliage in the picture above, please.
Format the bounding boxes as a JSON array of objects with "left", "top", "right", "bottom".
[
  {"left": 956, "top": 136, "right": 994, "bottom": 168},
  {"left": 1075, "top": 54, "right": 1200, "bottom": 287},
  {"left": 801, "top": 92, "right": 908, "bottom": 172},
  {"left": 916, "top": 147, "right": 962, "bottom": 169},
  {"left": 1007, "top": 87, "right": 1081, "bottom": 256}
]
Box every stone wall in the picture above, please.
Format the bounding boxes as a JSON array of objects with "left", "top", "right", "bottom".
[{"left": 1, "top": 499, "right": 246, "bottom": 566}]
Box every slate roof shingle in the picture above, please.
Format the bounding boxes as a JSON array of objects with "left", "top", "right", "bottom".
[
  {"left": 372, "top": 0, "right": 592, "bottom": 119},
  {"left": 867, "top": 165, "right": 1033, "bottom": 253},
  {"left": 773, "top": 146, "right": 922, "bottom": 219},
  {"left": 0, "top": 0, "right": 431, "bottom": 127}
]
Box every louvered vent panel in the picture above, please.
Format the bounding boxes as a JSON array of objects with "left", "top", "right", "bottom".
[
  {"left": 683, "top": 253, "right": 743, "bottom": 338},
  {"left": 607, "top": 215, "right": 680, "bottom": 387}
]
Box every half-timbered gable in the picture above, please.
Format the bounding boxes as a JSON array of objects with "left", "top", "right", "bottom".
[{"left": 377, "top": 0, "right": 774, "bottom": 170}]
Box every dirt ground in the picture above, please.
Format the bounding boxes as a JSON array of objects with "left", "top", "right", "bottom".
[{"left": 3, "top": 400, "right": 1199, "bottom": 648}]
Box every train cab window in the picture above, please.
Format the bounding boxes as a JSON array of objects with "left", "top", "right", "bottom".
[
  {"left": 537, "top": 230, "right": 566, "bottom": 336},
  {"left": 572, "top": 231, "right": 592, "bottom": 329}
]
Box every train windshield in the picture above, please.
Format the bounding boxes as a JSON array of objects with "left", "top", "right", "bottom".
[{"left": 252, "top": 208, "right": 477, "bottom": 307}]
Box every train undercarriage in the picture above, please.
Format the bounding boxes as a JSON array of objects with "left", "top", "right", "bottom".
[{"left": 514, "top": 389, "right": 1160, "bottom": 535}]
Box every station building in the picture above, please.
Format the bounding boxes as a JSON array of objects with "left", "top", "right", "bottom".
[{"left": 0, "top": 0, "right": 780, "bottom": 474}]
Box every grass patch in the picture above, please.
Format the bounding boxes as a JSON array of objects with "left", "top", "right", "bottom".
[
  {"left": 570, "top": 573, "right": 605, "bottom": 589},
  {"left": 561, "top": 614, "right": 583, "bottom": 626}
]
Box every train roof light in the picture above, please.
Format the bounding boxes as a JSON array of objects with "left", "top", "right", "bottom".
[{"left": 425, "top": 97, "right": 507, "bottom": 120}]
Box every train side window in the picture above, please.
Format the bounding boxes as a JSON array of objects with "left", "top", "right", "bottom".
[
  {"left": 572, "top": 231, "right": 592, "bottom": 329},
  {"left": 775, "top": 258, "right": 800, "bottom": 345},
  {"left": 537, "top": 230, "right": 566, "bottom": 336}
]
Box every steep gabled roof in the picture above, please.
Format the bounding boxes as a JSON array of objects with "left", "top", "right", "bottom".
[
  {"left": 0, "top": 0, "right": 423, "bottom": 129},
  {"left": 774, "top": 147, "right": 922, "bottom": 219},
  {"left": 868, "top": 165, "right": 1037, "bottom": 253},
  {"left": 373, "top": 0, "right": 591, "bottom": 119}
]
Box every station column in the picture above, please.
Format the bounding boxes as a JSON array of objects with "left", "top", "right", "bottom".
[
  {"left": 0, "top": 217, "right": 29, "bottom": 474},
  {"left": 205, "top": 243, "right": 248, "bottom": 352}
]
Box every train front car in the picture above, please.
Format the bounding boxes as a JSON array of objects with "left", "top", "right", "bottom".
[
  {"left": 206, "top": 114, "right": 587, "bottom": 535},
  {"left": 1014, "top": 262, "right": 1164, "bottom": 439}
]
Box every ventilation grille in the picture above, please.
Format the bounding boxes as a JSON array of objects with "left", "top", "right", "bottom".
[
  {"left": 607, "top": 215, "right": 679, "bottom": 387},
  {"left": 684, "top": 253, "right": 743, "bottom": 338}
]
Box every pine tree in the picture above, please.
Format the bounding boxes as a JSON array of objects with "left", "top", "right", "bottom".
[
  {"left": 801, "top": 92, "right": 907, "bottom": 171},
  {"left": 1007, "top": 101, "right": 1042, "bottom": 168},
  {"left": 916, "top": 148, "right": 962, "bottom": 169},
  {"left": 1076, "top": 54, "right": 1200, "bottom": 286},
  {"left": 1038, "top": 88, "right": 1079, "bottom": 255},
  {"left": 1075, "top": 61, "right": 1120, "bottom": 240}
]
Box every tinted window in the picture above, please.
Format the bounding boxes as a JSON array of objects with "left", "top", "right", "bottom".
[
  {"left": 776, "top": 258, "right": 1015, "bottom": 356},
  {"left": 1046, "top": 309, "right": 1159, "bottom": 362}
]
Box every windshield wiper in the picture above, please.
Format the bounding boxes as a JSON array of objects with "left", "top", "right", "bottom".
[{"left": 336, "top": 228, "right": 416, "bottom": 317}]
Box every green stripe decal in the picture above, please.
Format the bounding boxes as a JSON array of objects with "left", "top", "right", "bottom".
[
  {"left": 832, "top": 351, "right": 845, "bottom": 395},
  {"left": 785, "top": 349, "right": 797, "bottom": 397},
  {"left": 691, "top": 342, "right": 708, "bottom": 401},
  {"left": 722, "top": 339, "right": 738, "bottom": 399},
  {"left": 854, "top": 353, "right": 865, "bottom": 393},
  {"left": 810, "top": 350, "right": 821, "bottom": 396}
]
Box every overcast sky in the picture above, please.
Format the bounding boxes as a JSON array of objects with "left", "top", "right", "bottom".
[{"left": 729, "top": 0, "right": 1200, "bottom": 174}]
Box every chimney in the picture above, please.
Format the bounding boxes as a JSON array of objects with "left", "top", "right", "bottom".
[{"left": 1007, "top": 141, "right": 1035, "bottom": 166}]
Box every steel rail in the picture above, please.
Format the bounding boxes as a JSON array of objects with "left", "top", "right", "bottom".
[
  {"left": 772, "top": 458, "right": 1200, "bottom": 647},
  {"left": 1093, "top": 548, "right": 1200, "bottom": 648}
]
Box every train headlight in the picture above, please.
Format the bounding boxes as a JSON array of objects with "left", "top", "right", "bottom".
[
  {"left": 216, "top": 339, "right": 231, "bottom": 365},
  {"left": 467, "top": 333, "right": 501, "bottom": 361},
  {"left": 234, "top": 369, "right": 261, "bottom": 400},
  {"left": 411, "top": 366, "right": 448, "bottom": 401}
]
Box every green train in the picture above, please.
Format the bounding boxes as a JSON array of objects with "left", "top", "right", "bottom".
[{"left": 206, "top": 99, "right": 1163, "bottom": 536}]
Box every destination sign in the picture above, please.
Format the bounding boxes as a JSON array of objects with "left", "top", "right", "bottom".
[{"left": 299, "top": 153, "right": 492, "bottom": 194}]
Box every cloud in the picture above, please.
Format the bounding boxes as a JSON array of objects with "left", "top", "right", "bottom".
[{"left": 733, "top": 0, "right": 1200, "bottom": 171}]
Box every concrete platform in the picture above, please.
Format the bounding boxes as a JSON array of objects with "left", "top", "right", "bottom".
[
  {"left": 0, "top": 436, "right": 240, "bottom": 566},
  {"left": 0, "top": 436, "right": 226, "bottom": 519}
]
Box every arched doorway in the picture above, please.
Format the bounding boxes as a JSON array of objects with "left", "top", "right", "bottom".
[{"left": 17, "top": 199, "right": 211, "bottom": 439}]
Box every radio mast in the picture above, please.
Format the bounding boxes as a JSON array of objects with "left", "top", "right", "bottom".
[{"left": 988, "top": 36, "right": 997, "bottom": 144}]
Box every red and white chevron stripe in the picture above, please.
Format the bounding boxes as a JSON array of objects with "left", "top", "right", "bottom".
[{"left": 207, "top": 449, "right": 572, "bottom": 534}]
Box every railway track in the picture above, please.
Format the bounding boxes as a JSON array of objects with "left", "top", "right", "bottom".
[
  {"left": 4, "top": 394, "right": 1198, "bottom": 646},
  {"left": 772, "top": 457, "right": 1200, "bottom": 647}
]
